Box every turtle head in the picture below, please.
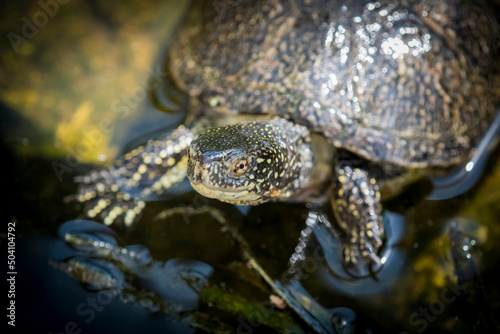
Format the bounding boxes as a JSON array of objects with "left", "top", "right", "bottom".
[{"left": 187, "top": 119, "right": 314, "bottom": 205}]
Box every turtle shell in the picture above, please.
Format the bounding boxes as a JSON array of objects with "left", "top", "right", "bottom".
[{"left": 169, "top": 0, "right": 500, "bottom": 168}]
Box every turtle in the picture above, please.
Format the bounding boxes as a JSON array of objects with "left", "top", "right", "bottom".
[{"left": 73, "top": 0, "right": 500, "bottom": 269}]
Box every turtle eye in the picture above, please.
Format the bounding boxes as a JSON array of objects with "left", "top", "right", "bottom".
[{"left": 233, "top": 158, "right": 248, "bottom": 175}]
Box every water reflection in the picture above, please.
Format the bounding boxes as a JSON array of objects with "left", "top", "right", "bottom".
[
  {"left": 429, "top": 111, "right": 500, "bottom": 200},
  {"left": 54, "top": 220, "right": 214, "bottom": 314},
  {"left": 5, "top": 0, "right": 499, "bottom": 330}
]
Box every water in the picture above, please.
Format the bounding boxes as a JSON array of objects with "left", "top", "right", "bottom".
[
  {"left": 8, "top": 148, "right": 500, "bottom": 333},
  {"left": 3, "top": 1, "right": 500, "bottom": 333}
]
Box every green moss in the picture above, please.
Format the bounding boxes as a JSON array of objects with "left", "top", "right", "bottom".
[{"left": 200, "top": 286, "right": 302, "bottom": 333}]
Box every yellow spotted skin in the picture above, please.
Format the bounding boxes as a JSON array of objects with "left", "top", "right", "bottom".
[
  {"left": 72, "top": 0, "right": 500, "bottom": 268},
  {"left": 187, "top": 118, "right": 313, "bottom": 205},
  {"left": 112, "top": 126, "right": 193, "bottom": 200},
  {"left": 73, "top": 126, "right": 194, "bottom": 227},
  {"left": 333, "top": 165, "right": 384, "bottom": 267}
]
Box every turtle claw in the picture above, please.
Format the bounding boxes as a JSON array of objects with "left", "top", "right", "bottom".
[
  {"left": 343, "top": 232, "right": 381, "bottom": 265},
  {"left": 70, "top": 168, "right": 146, "bottom": 228},
  {"left": 367, "top": 252, "right": 381, "bottom": 266},
  {"left": 70, "top": 125, "right": 195, "bottom": 228},
  {"left": 342, "top": 240, "right": 383, "bottom": 276}
]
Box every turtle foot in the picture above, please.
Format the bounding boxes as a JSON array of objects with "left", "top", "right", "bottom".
[{"left": 332, "top": 163, "right": 385, "bottom": 272}]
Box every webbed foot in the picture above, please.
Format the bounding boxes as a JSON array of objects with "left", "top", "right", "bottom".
[{"left": 332, "top": 164, "right": 385, "bottom": 270}]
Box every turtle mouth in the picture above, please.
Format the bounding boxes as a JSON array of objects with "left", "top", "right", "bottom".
[
  {"left": 191, "top": 177, "right": 253, "bottom": 194},
  {"left": 186, "top": 135, "right": 265, "bottom": 204},
  {"left": 191, "top": 179, "right": 255, "bottom": 195},
  {"left": 190, "top": 175, "right": 260, "bottom": 204},
  {"left": 187, "top": 160, "right": 255, "bottom": 193},
  {"left": 187, "top": 160, "right": 262, "bottom": 204}
]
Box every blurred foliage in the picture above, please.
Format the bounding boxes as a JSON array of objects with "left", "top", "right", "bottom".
[{"left": 0, "top": 0, "right": 189, "bottom": 163}]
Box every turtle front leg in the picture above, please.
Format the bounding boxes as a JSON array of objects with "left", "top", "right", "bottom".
[
  {"left": 332, "top": 163, "right": 384, "bottom": 268},
  {"left": 71, "top": 125, "right": 194, "bottom": 227}
]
